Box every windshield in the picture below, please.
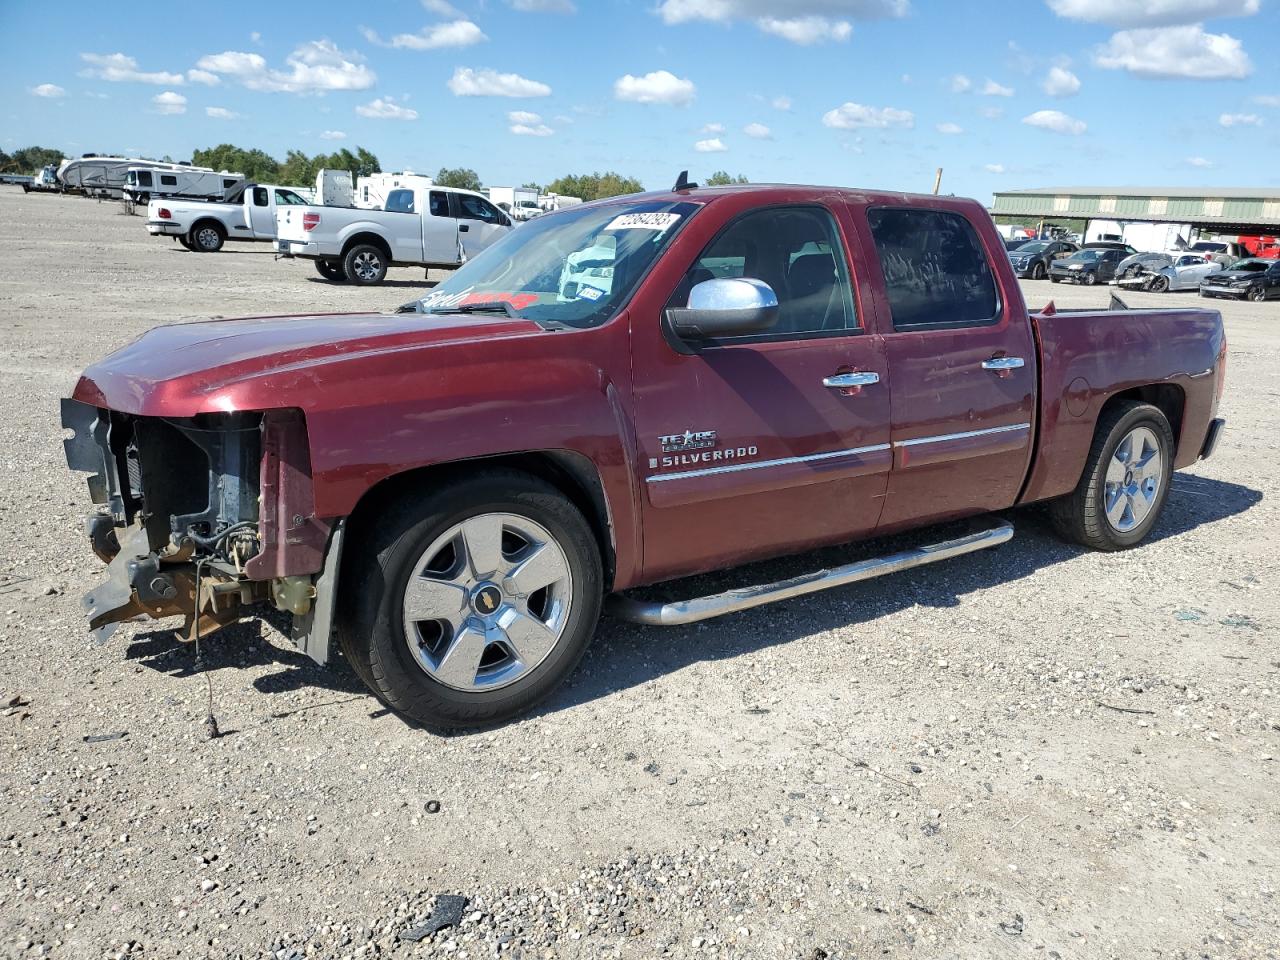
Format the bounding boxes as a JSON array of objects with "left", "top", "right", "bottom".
[
  {"left": 1191, "top": 242, "right": 1226, "bottom": 252},
  {"left": 414, "top": 199, "right": 699, "bottom": 328},
  {"left": 1070, "top": 250, "right": 1103, "bottom": 261},
  {"left": 1015, "top": 241, "right": 1050, "bottom": 253},
  {"left": 1233, "top": 259, "right": 1268, "bottom": 272}
]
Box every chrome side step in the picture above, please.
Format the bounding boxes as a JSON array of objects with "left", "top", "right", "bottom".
[{"left": 606, "top": 520, "right": 1014, "bottom": 627}]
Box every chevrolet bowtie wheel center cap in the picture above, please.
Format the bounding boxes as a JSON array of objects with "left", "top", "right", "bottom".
[{"left": 471, "top": 583, "right": 504, "bottom": 617}]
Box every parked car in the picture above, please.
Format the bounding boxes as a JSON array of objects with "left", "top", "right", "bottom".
[
  {"left": 1049, "top": 247, "right": 1128, "bottom": 284},
  {"left": 1117, "top": 254, "right": 1223, "bottom": 292},
  {"left": 1188, "top": 240, "right": 1249, "bottom": 268},
  {"left": 275, "top": 185, "right": 513, "bottom": 284},
  {"left": 61, "top": 181, "right": 1227, "bottom": 728},
  {"left": 1199, "top": 257, "right": 1280, "bottom": 301},
  {"left": 146, "top": 183, "right": 309, "bottom": 252},
  {"left": 1115, "top": 251, "right": 1172, "bottom": 281},
  {"left": 1009, "top": 239, "right": 1078, "bottom": 279},
  {"left": 1082, "top": 241, "right": 1138, "bottom": 255},
  {"left": 1002, "top": 237, "right": 1028, "bottom": 252}
]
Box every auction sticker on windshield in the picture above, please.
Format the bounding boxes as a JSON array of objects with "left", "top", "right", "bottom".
[{"left": 605, "top": 212, "right": 682, "bottom": 232}]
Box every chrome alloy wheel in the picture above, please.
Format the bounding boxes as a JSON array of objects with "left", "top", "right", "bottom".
[
  {"left": 1104, "top": 426, "right": 1164, "bottom": 533},
  {"left": 195, "top": 227, "right": 220, "bottom": 250},
  {"left": 351, "top": 250, "right": 382, "bottom": 281},
  {"left": 401, "top": 513, "right": 573, "bottom": 692}
]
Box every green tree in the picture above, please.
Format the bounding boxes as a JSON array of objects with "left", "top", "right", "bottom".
[
  {"left": 190, "top": 144, "right": 380, "bottom": 186},
  {"left": 4, "top": 146, "right": 66, "bottom": 173},
  {"left": 192, "top": 144, "right": 280, "bottom": 182},
  {"left": 521, "top": 181, "right": 543, "bottom": 192},
  {"left": 545, "top": 171, "right": 644, "bottom": 200},
  {"left": 705, "top": 170, "right": 749, "bottom": 186},
  {"left": 435, "top": 167, "right": 484, "bottom": 191}
]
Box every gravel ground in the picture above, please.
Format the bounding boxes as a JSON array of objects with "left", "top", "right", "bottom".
[{"left": 0, "top": 191, "right": 1277, "bottom": 960}]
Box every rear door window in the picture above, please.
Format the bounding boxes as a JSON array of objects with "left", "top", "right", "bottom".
[
  {"left": 385, "top": 189, "right": 415, "bottom": 213},
  {"left": 866, "top": 207, "right": 999, "bottom": 330},
  {"left": 253, "top": 187, "right": 269, "bottom": 207},
  {"left": 428, "top": 191, "right": 450, "bottom": 218}
]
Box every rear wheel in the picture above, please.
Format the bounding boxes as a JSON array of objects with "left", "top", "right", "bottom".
[
  {"left": 1049, "top": 401, "right": 1174, "bottom": 551},
  {"left": 340, "top": 471, "right": 603, "bottom": 728},
  {"left": 190, "top": 222, "right": 224, "bottom": 252},
  {"left": 343, "top": 244, "right": 388, "bottom": 285},
  {"left": 315, "top": 259, "right": 346, "bottom": 282}
]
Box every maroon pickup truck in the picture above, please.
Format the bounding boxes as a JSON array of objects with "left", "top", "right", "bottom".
[{"left": 62, "top": 180, "right": 1227, "bottom": 728}]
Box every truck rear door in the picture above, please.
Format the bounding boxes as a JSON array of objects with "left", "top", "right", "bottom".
[
  {"left": 248, "top": 186, "right": 274, "bottom": 237},
  {"left": 421, "top": 190, "right": 460, "bottom": 264},
  {"left": 857, "top": 204, "right": 1037, "bottom": 530}
]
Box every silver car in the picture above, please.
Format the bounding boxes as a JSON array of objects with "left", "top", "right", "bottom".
[
  {"left": 1118, "top": 253, "right": 1223, "bottom": 292},
  {"left": 1114, "top": 252, "right": 1172, "bottom": 281}
]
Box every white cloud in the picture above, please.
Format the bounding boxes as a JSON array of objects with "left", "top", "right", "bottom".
[
  {"left": 361, "top": 20, "right": 487, "bottom": 49},
  {"left": 1022, "top": 109, "right": 1087, "bottom": 135},
  {"left": 509, "top": 0, "right": 577, "bottom": 10},
  {"left": 195, "top": 40, "right": 375, "bottom": 93},
  {"left": 694, "top": 137, "right": 728, "bottom": 152},
  {"left": 822, "top": 101, "right": 914, "bottom": 129},
  {"left": 980, "top": 106, "right": 1005, "bottom": 119},
  {"left": 1186, "top": 156, "right": 1214, "bottom": 167},
  {"left": 205, "top": 106, "right": 238, "bottom": 119},
  {"left": 1094, "top": 25, "right": 1251, "bottom": 80},
  {"left": 319, "top": 130, "right": 347, "bottom": 140},
  {"left": 757, "top": 16, "right": 852, "bottom": 43},
  {"left": 151, "top": 91, "right": 187, "bottom": 114},
  {"left": 771, "top": 95, "right": 792, "bottom": 111},
  {"left": 656, "top": 0, "right": 909, "bottom": 24},
  {"left": 936, "top": 121, "right": 964, "bottom": 134},
  {"left": 949, "top": 74, "right": 972, "bottom": 93},
  {"left": 187, "top": 69, "right": 220, "bottom": 85},
  {"left": 31, "top": 83, "right": 66, "bottom": 98},
  {"left": 984, "top": 163, "right": 1006, "bottom": 173},
  {"left": 1253, "top": 94, "right": 1280, "bottom": 106},
  {"left": 422, "top": 0, "right": 462, "bottom": 13},
  {"left": 1219, "top": 112, "right": 1262, "bottom": 126},
  {"left": 744, "top": 121, "right": 772, "bottom": 138},
  {"left": 250, "top": 31, "right": 262, "bottom": 43},
  {"left": 448, "top": 66, "right": 551, "bottom": 97},
  {"left": 701, "top": 121, "right": 726, "bottom": 133},
  {"left": 80, "top": 52, "right": 185, "bottom": 85},
  {"left": 1042, "top": 65, "right": 1080, "bottom": 96},
  {"left": 981, "top": 79, "right": 1014, "bottom": 96},
  {"left": 508, "top": 110, "right": 554, "bottom": 135},
  {"left": 356, "top": 96, "right": 419, "bottom": 119},
  {"left": 1047, "top": 0, "right": 1259, "bottom": 28},
  {"left": 614, "top": 69, "right": 696, "bottom": 105}
]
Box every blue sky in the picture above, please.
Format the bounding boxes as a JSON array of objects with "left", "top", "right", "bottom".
[{"left": 4, "top": 0, "right": 1278, "bottom": 200}]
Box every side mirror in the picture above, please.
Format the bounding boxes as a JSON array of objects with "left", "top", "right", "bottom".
[{"left": 665, "top": 277, "right": 779, "bottom": 344}]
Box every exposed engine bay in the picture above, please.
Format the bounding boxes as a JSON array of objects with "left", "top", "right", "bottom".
[{"left": 60, "top": 400, "right": 321, "bottom": 646}]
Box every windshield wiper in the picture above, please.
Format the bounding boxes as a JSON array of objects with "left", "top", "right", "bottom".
[{"left": 426, "top": 300, "right": 521, "bottom": 317}]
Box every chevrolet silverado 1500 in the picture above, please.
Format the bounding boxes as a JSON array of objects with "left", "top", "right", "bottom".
[{"left": 63, "top": 180, "right": 1227, "bottom": 728}]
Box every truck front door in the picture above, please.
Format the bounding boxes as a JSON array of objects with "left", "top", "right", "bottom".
[
  {"left": 631, "top": 202, "right": 892, "bottom": 583},
  {"left": 858, "top": 205, "right": 1037, "bottom": 530},
  {"left": 452, "top": 193, "right": 511, "bottom": 262}
]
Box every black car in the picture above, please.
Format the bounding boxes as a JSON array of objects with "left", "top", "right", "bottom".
[
  {"left": 1199, "top": 257, "right": 1280, "bottom": 301},
  {"left": 1048, "top": 247, "right": 1127, "bottom": 285},
  {"left": 1008, "top": 239, "right": 1079, "bottom": 279}
]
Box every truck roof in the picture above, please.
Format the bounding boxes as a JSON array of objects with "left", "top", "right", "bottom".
[{"left": 586, "top": 182, "right": 987, "bottom": 211}]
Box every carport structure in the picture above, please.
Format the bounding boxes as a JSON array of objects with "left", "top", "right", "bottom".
[{"left": 991, "top": 186, "right": 1280, "bottom": 236}]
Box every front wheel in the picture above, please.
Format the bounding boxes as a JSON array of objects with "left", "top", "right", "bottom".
[
  {"left": 1249, "top": 285, "right": 1266, "bottom": 302},
  {"left": 340, "top": 470, "right": 603, "bottom": 728},
  {"left": 1032, "top": 262, "right": 1046, "bottom": 280},
  {"left": 315, "top": 259, "right": 346, "bottom": 282},
  {"left": 1150, "top": 276, "right": 1170, "bottom": 293},
  {"left": 344, "top": 244, "right": 388, "bottom": 285},
  {"left": 1049, "top": 401, "right": 1174, "bottom": 551},
  {"left": 1082, "top": 271, "right": 1098, "bottom": 286}
]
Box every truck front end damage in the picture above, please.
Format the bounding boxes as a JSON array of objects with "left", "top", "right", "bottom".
[{"left": 61, "top": 401, "right": 335, "bottom": 658}]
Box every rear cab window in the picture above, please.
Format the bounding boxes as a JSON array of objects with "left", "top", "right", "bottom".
[{"left": 865, "top": 207, "right": 999, "bottom": 330}]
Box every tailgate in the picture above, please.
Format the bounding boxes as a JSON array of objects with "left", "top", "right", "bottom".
[{"left": 276, "top": 206, "right": 312, "bottom": 243}]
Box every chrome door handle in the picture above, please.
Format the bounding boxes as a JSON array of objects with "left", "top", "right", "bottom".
[
  {"left": 822, "top": 372, "right": 880, "bottom": 389},
  {"left": 981, "top": 357, "right": 1025, "bottom": 371}
]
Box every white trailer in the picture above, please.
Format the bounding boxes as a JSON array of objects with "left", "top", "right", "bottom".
[
  {"left": 356, "top": 171, "right": 435, "bottom": 210},
  {"left": 539, "top": 192, "right": 583, "bottom": 213},
  {"left": 489, "top": 186, "right": 542, "bottom": 221},
  {"left": 57, "top": 156, "right": 206, "bottom": 199},
  {"left": 315, "top": 169, "right": 355, "bottom": 208},
  {"left": 122, "top": 167, "right": 244, "bottom": 204}
]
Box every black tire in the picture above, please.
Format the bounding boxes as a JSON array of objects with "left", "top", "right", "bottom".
[
  {"left": 1249, "top": 285, "right": 1266, "bottom": 302},
  {"left": 1050, "top": 276, "right": 1061, "bottom": 284},
  {"left": 339, "top": 470, "right": 603, "bottom": 728},
  {"left": 343, "top": 244, "right": 388, "bottom": 285},
  {"left": 1049, "top": 401, "right": 1175, "bottom": 552},
  {"left": 1082, "top": 271, "right": 1098, "bottom": 286},
  {"left": 315, "top": 259, "right": 347, "bottom": 282},
  {"left": 1032, "top": 262, "right": 1046, "bottom": 280},
  {"left": 190, "top": 221, "right": 225, "bottom": 252},
  {"left": 1151, "top": 276, "right": 1170, "bottom": 293}
]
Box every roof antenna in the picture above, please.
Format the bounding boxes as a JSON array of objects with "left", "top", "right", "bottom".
[{"left": 673, "top": 170, "right": 697, "bottom": 191}]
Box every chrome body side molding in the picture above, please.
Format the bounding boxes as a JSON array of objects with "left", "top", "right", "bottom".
[{"left": 607, "top": 520, "right": 1014, "bottom": 626}]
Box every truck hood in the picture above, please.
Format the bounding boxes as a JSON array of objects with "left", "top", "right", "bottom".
[{"left": 72, "top": 311, "right": 545, "bottom": 417}]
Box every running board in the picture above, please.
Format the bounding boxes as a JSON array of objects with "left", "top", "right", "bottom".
[{"left": 606, "top": 521, "right": 1014, "bottom": 627}]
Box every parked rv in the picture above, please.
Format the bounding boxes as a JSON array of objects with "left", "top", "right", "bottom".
[
  {"left": 315, "top": 169, "right": 355, "bottom": 208},
  {"left": 123, "top": 167, "right": 244, "bottom": 204},
  {"left": 356, "top": 172, "right": 435, "bottom": 210},
  {"left": 146, "top": 183, "right": 309, "bottom": 251},
  {"left": 57, "top": 156, "right": 204, "bottom": 200},
  {"left": 275, "top": 186, "right": 513, "bottom": 283}
]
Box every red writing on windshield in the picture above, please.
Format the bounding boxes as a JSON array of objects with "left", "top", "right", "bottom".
[{"left": 459, "top": 292, "right": 539, "bottom": 310}]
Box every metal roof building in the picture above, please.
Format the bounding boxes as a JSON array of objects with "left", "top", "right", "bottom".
[{"left": 991, "top": 186, "right": 1280, "bottom": 232}]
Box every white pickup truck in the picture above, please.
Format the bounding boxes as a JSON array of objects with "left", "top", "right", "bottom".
[
  {"left": 274, "top": 185, "right": 513, "bottom": 284},
  {"left": 146, "top": 183, "right": 310, "bottom": 252}
]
